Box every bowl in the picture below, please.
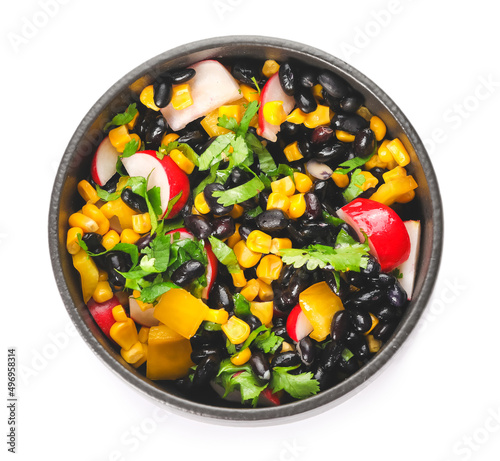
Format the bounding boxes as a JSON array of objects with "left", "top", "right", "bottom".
[{"left": 48, "top": 35, "right": 443, "bottom": 424}]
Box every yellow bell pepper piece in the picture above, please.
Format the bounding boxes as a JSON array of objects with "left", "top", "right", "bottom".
[
  {"left": 72, "top": 249, "right": 99, "bottom": 303},
  {"left": 299, "top": 281, "right": 344, "bottom": 342}
]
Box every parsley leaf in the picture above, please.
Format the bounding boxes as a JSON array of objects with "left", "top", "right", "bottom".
[
  {"left": 211, "top": 175, "right": 265, "bottom": 207},
  {"left": 207, "top": 236, "right": 241, "bottom": 274},
  {"left": 343, "top": 168, "right": 366, "bottom": 202},
  {"left": 270, "top": 366, "right": 320, "bottom": 400},
  {"left": 103, "top": 103, "right": 138, "bottom": 131}
]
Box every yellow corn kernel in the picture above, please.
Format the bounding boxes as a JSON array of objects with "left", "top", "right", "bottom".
[
  {"left": 271, "top": 176, "right": 295, "bottom": 196},
  {"left": 263, "top": 101, "right": 287, "bottom": 126},
  {"left": 312, "top": 84, "right": 323, "bottom": 100},
  {"left": 369, "top": 115, "right": 387, "bottom": 141},
  {"left": 246, "top": 230, "right": 272, "bottom": 254},
  {"left": 69, "top": 212, "right": 99, "bottom": 233},
  {"left": 378, "top": 139, "right": 394, "bottom": 163},
  {"left": 256, "top": 254, "right": 283, "bottom": 281},
  {"left": 231, "top": 347, "right": 252, "bottom": 366},
  {"left": 111, "top": 310, "right": 138, "bottom": 349},
  {"left": 262, "top": 59, "right": 280, "bottom": 77},
  {"left": 161, "top": 132, "right": 180, "bottom": 146},
  {"left": 138, "top": 326, "right": 150, "bottom": 344},
  {"left": 266, "top": 192, "right": 290, "bottom": 213},
  {"left": 129, "top": 133, "right": 141, "bottom": 147},
  {"left": 132, "top": 213, "right": 151, "bottom": 234},
  {"left": 121, "top": 228, "right": 140, "bottom": 244},
  {"left": 113, "top": 198, "right": 137, "bottom": 230},
  {"left": 240, "top": 84, "right": 260, "bottom": 103},
  {"left": 93, "top": 281, "right": 113, "bottom": 303},
  {"left": 387, "top": 138, "right": 410, "bottom": 167},
  {"left": 336, "top": 130, "right": 355, "bottom": 142},
  {"left": 303, "top": 105, "right": 332, "bottom": 129},
  {"left": 283, "top": 141, "right": 303, "bottom": 162},
  {"left": 219, "top": 104, "right": 243, "bottom": 123},
  {"left": 82, "top": 203, "right": 110, "bottom": 235},
  {"left": 121, "top": 341, "right": 147, "bottom": 365},
  {"left": 204, "top": 308, "right": 230, "bottom": 324},
  {"left": 370, "top": 175, "right": 418, "bottom": 206},
  {"left": 98, "top": 269, "right": 108, "bottom": 282},
  {"left": 109, "top": 125, "right": 132, "bottom": 152},
  {"left": 256, "top": 278, "right": 274, "bottom": 301},
  {"left": 366, "top": 334, "right": 382, "bottom": 353},
  {"left": 227, "top": 223, "right": 242, "bottom": 248},
  {"left": 396, "top": 189, "right": 416, "bottom": 203},
  {"left": 77, "top": 180, "right": 99, "bottom": 204},
  {"left": 364, "top": 313, "right": 379, "bottom": 336},
  {"left": 281, "top": 341, "right": 294, "bottom": 353},
  {"left": 288, "top": 194, "right": 306, "bottom": 219},
  {"left": 355, "top": 171, "right": 379, "bottom": 192},
  {"left": 365, "top": 154, "right": 388, "bottom": 170},
  {"left": 229, "top": 203, "right": 244, "bottom": 219},
  {"left": 231, "top": 268, "right": 247, "bottom": 288},
  {"left": 66, "top": 227, "right": 83, "bottom": 255},
  {"left": 383, "top": 166, "right": 407, "bottom": 183},
  {"left": 286, "top": 108, "right": 307, "bottom": 124},
  {"left": 332, "top": 171, "right": 349, "bottom": 188},
  {"left": 240, "top": 279, "right": 261, "bottom": 302},
  {"left": 140, "top": 84, "right": 160, "bottom": 111},
  {"left": 250, "top": 301, "right": 274, "bottom": 326},
  {"left": 270, "top": 238, "right": 292, "bottom": 255},
  {"left": 72, "top": 249, "right": 99, "bottom": 302},
  {"left": 222, "top": 316, "right": 251, "bottom": 344},
  {"left": 169, "top": 148, "right": 195, "bottom": 174},
  {"left": 194, "top": 192, "right": 211, "bottom": 214},
  {"left": 233, "top": 240, "right": 262, "bottom": 268},
  {"left": 171, "top": 84, "right": 193, "bottom": 110},
  {"left": 126, "top": 110, "right": 139, "bottom": 130},
  {"left": 201, "top": 108, "right": 231, "bottom": 137},
  {"left": 293, "top": 172, "right": 313, "bottom": 193},
  {"left": 102, "top": 229, "right": 120, "bottom": 250}
]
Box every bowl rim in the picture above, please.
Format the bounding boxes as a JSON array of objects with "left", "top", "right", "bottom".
[{"left": 49, "top": 34, "right": 443, "bottom": 424}]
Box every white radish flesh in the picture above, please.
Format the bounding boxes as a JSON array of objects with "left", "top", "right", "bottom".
[
  {"left": 91, "top": 137, "right": 119, "bottom": 186},
  {"left": 397, "top": 220, "right": 421, "bottom": 300},
  {"left": 129, "top": 297, "right": 159, "bottom": 327}
]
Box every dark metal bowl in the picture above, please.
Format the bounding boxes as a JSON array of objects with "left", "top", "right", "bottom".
[{"left": 48, "top": 35, "right": 443, "bottom": 424}]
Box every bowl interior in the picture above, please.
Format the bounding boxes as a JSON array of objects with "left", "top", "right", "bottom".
[{"left": 49, "top": 36, "right": 442, "bottom": 423}]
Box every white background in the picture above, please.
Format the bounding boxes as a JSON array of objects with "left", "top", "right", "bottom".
[{"left": 2, "top": 0, "right": 499, "bottom": 460}]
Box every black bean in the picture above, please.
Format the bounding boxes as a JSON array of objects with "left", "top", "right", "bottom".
[
  {"left": 297, "top": 337, "right": 315, "bottom": 366},
  {"left": 105, "top": 251, "right": 132, "bottom": 288},
  {"left": 145, "top": 115, "right": 168, "bottom": 150},
  {"left": 338, "top": 351, "right": 359, "bottom": 373},
  {"left": 280, "top": 268, "right": 311, "bottom": 308},
  {"left": 278, "top": 62, "right": 297, "bottom": 96},
  {"left": 361, "top": 256, "right": 381, "bottom": 278},
  {"left": 370, "top": 304, "right": 399, "bottom": 322},
  {"left": 345, "top": 331, "right": 370, "bottom": 361},
  {"left": 153, "top": 79, "right": 173, "bottom": 109},
  {"left": 297, "top": 137, "right": 314, "bottom": 160},
  {"left": 370, "top": 167, "right": 386, "bottom": 184},
  {"left": 121, "top": 188, "right": 148, "bottom": 213},
  {"left": 81, "top": 232, "right": 105, "bottom": 253},
  {"left": 321, "top": 341, "right": 344, "bottom": 371},
  {"left": 340, "top": 90, "right": 364, "bottom": 113},
  {"left": 294, "top": 86, "right": 317, "bottom": 114},
  {"left": 318, "top": 70, "right": 350, "bottom": 99},
  {"left": 184, "top": 214, "right": 213, "bottom": 239},
  {"left": 271, "top": 351, "right": 301, "bottom": 369},
  {"left": 170, "top": 260, "right": 205, "bottom": 287},
  {"left": 331, "top": 310, "right": 352, "bottom": 343},
  {"left": 271, "top": 324, "right": 292, "bottom": 344},
  {"left": 339, "top": 222, "right": 360, "bottom": 242},
  {"left": 372, "top": 321, "right": 397, "bottom": 341},
  {"left": 238, "top": 225, "right": 253, "bottom": 241},
  {"left": 354, "top": 128, "right": 376, "bottom": 157},
  {"left": 190, "top": 329, "right": 224, "bottom": 349},
  {"left": 256, "top": 209, "right": 289, "bottom": 233},
  {"left": 349, "top": 308, "right": 373, "bottom": 334},
  {"left": 314, "top": 365, "right": 335, "bottom": 391},
  {"left": 314, "top": 142, "right": 349, "bottom": 167},
  {"left": 298, "top": 221, "right": 330, "bottom": 240},
  {"left": 314, "top": 180, "right": 347, "bottom": 210},
  {"left": 190, "top": 347, "right": 222, "bottom": 365},
  {"left": 279, "top": 121, "right": 303, "bottom": 142},
  {"left": 344, "top": 287, "right": 385, "bottom": 311},
  {"left": 387, "top": 280, "right": 408, "bottom": 308},
  {"left": 331, "top": 113, "right": 369, "bottom": 134},
  {"left": 303, "top": 192, "right": 322, "bottom": 220},
  {"left": 207, "top": 282, "right": 234, "bottom": 312},
  {"left": 135, "top": 232, "right": 156, "bottom": 252},
  {"left": 231, "top": 59, "right": 262, "bottom": 85},
  {"left": 299, "top": 67, "right": 317, "bottom": 88},
  {"left": 244, "top": 314, "right": 262, "bottom": 332},
  {"left": 177, "top": 130, "right": 207, "bottom": 148},
  {"left": 249, "top": 351, "right": 271, "bottom": 381},
  {"left": 311, "top": 126, "right": 334, "bottom": 145},
  {"left": 226, "top": 167, "right": 252, "bottom": 188},
  {"left": 192, "top": 354, "right": 220, "bottom": 388},
  {"left": 203, "top": 183, "right": 234, "bottom": 216},
  {"left": 324, "top": 271, "right": 350, "bottom": 299},
  {"left": 165, "top": 68, "right": 196, "bottom": 84},
  {"left": 211, "top": 216, "right": 235, "bottom": 240},
  {"left": 322, "top": 90, "right": 342, "bottom": 112}
]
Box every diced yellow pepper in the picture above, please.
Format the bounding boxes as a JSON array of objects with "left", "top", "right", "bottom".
[
  {"left": 271, "top": 175, "right": 295, "bottom": 196},
  {"left": 201, "top": 108, "right": 231, "bottom": 137},
  {"left": 222, "top": 316, "right": 251, "bottom": 344},
  {"left": 72, "top": 249, "right": 99, "bottom": 303},
  {"left": 240, "top": 84, "right": 260, "bottom": 103},
  {"left": 370, "top": 175, "right": 418, "bottom": 206},
  {"left": 283, "top": 141, "right": 304, "bottom": 162},
  {"left": 250, "top": 301, "right": 274, "bottom": 326},
  {"left": 146, "top": 324, "right": 194, "bottom": 380},
  {"left": 132, "top": 290, "right": 153, "bottom": 312},
  {"left": 286, "top": 108, "right": 307, "bottom": 124},
  {"left": 256, "top": 254, "right": 283, "bottom": 281},
  {"left": 303, "top": 105, "right": 332, "bottom": 129},
  {"left": 219, "top": 104, "right": 243, "bottom": 123},
  {"left": 171, "top": 84, "right": 193, "bottom": 110},
  {"left": 299, "top": 281, "right": 344, "bottom": 342}
]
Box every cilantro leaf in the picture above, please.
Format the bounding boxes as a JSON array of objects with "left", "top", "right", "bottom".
[
  {"left": 217, "top": 114, "right": 240, "bottom": 133},
  {"left": 335, "top": 142, "right": 377, "bottom": 175},
  {"left": 164, "top": 191, "right": 183, "bottom": 219},
  {"left": 270, "top": 366, "right": 320, "bottom": 400},
  {"left": 236, "top": 100, "right": 259, "bottom": 138},
  {"left": 207, "top": 236, "right": 241, "bottom": 274},
  {"left": 211, "top": 176, "right": 265, "bottom": 207},
  {"left": 158, "top": 141, "right": 199, "bottom": 166},
  {"left": 245, "top": 132, "right": 277, "bottom": 174},
  {"left": 122, "top": 138, "right": 140, "bottom": 158},
  {"left": 253, "top": 330, "right": 284, "bottom": 354},
  {"left": 139, "top": 280, "right": 179, "bottom": 304},
  {"left": 198, "top": 134, "right": 234, "bottom": 171},
  {"left": 343, "top": 168, "right": 366, "bottom": 202},
  {"left": 233, "top": 293, "right": 251, "bottom": 317},
  {"left": 322, "top": 209, "right": 345, "bottom": 227},
  {"left": 103, "top": 103, "right": 138, "bottom": 131}
]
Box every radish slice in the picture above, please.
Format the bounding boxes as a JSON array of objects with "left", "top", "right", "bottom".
[
  {"left": 87, "top": 295, "right": 121, "bottom": 340},
  {"left": 129, "top": 296, "right": 159, "bottom": 327},
  {"left": 286, "top": 304, "right": 314, "bottom": 342},
  {"left": 397, "top": 220, "right": 420, "bottom": 299},
  {"left": 91, "top": 136, "right": 119, "bottom": 186},
  {"left": 161, "top": 60, "right": 241, "bottom": 132},
  {"left": 257, "top": 73, "right": 295, "bottom": 142}
]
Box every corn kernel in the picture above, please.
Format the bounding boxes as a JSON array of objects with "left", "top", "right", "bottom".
[
  {"left": 336, "top": 130, "right": 355, "bottom": 142},
  {"left": 262, "top": 59, "right": 280, "bottom": 77},
  {"left": 126, "top": 111, "right": 139, "bottom": 130},
  {"left": 169, "top": 148, "right": 195, "bottom": 174},
  {"left": 365, "top": 154, "right": 388, "bottom": 170},
  {"left": 281, "top": 341, "right": 294, "bottom": 352},
  {"left": 102, "top": 230, "right": 120, "bottom": 250},
  {"left": 222, "top": 316, "right": 251, "bottom": 344},
  {"left": 383, "top": 166, "right": 407, "bottom": 183},
  {"left": 201, "top": 108, "right": 231, "bottom": 137},
  {"left": 270, "top": 238, "right": 292, "bottom": 255},
  {"left": 82, "top": 203, "right": 110, "bottom": 235},
  {"left": 132, "top": 213, "right": 152, "bottom": 234},
  {"left": 370, "top": 175, "right": 418, "bottom": 206},
  {"left": 288, "top": 194, "right": 306, "bottom": 219},
  {"left": 303, "top": 105, "right": 332, "bottom": 129},
  {"left": 233, "top": 240, "right": 262, "bottom": 268},
  {"left": 140, "top": 85, "right": 160, "bottom": 111},
  {"left": 204, "top": 308, "right": 230, "bottom": 324},
  {"left": 246, "top": 230, "right": 272, "bottom": 254},
  {"left": 240, "top": 84, "right": 260, "bottom": 102},
  {"left": 355, "top": 171, "right": 379, "bottom": 192},
  {"left": 161, "top": 132, "right": 180, "bottom": 146},
  {"left": 66, "top": 227, "right": 83, "bottom": 255},
  {"left": 227, "top": 223, "right": 242, "bottom": 248},
  {"left": 263, "top": 101, "right": 287, "bottom": 126},
  {"left": 121, "top": 228, "right": 140, "bottom": 244},
  {"left": 112, "top": 305, "right": 128, "bottom": 323},
  {"left": 396, "top": 189, "right": 416, "bottom": 203},
  {"left": 230, "top": 347, "right": 252, "bottom": 366},
  {"left": 138, "top": 326, "right": 150, "bottom": 344},
  {"left": 194, "top": 192, "right": 211, "bottom": 214},
  {"left": 378, "top": 139, "right": 394, "bottom": 163},
  {"left": 312, "top": 84, "right": 323, "bottom": 100},
  {"left": 266, "top": 192, "right": 290, "bottom": 213},
  {"left": 98, "top": 269, "right": 108, "bottom": 282},
  {"left": 332, "top": 171, "right": 349, "bottom": 188},
  {"left": 231, "top": 269, "right": 247, "bottom": 288},
  {"left": 366, "top": 334, "right": 382, "bottom": 353},
  {"left": 286, "top": 108, "right": 307, "bottom": 124},
  {"left": 121, "top": 341, "right": 147, "bottom": 364},
  {"left": 240, "top": 279, "right": 260, "bottom": 302},
  {"left": 365, "top": 313, "right": 379, "bottom": 336},
  {"left": 109, "top": 125, "right": 132, "bottom": 152},
  {"left": 129, "top": 133, "right": 141, "bottom": 147},
  {"left": 271, "top": 176, "right": 295, "bottom": 196},
  {"left": 256, "top": 278, "right": 274, "bottom": 301},
  {"left": 369, "top": 115, "right": 387, "bottom": 141},
  {"left": 250, "top": 301, "right": 274, "bottom": 326},
  {"left": 283, "top": 141, "right": 303, "bottom": 162},
  {"left": 256, "top": 254, "right": 283, "bottom": 281},
  {"left": 69, "top": 212, "right": 99, "bottom": 233},
  {"left": 293, "top": 172, "right": 313, "bottom": 193},
  {"left": 77, "top": 180, "right": 99, "bottom": 204},
  {"left": 171, "top": 84, "right": 193, "bottom": 110},
  {"left": 93, "top": 281, "right": 113, "bottom": 303},
  {"left": 133, "top": 290, "right": 153, "bottom": 312},
  {"left": 387, "top": 138, "right": 410, "bottom": 167}
]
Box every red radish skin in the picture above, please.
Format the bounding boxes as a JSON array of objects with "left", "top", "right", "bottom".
[
  {"left": 121, "top": 150, "right": 189, "bottom": 219},
  {"left": 257, "top": 73, "right": 295, "bottom": 142},
  {"left": 337, "top": 198, "right": 411, "bottom": 272},
  {"left": 87, "top": 295, "right": 121, "bottom": 339},
  {"left": 286, "top": 304, "right": 314, "bottom": 342},
  {"left": 91, "top": 136, "right": 119, "bottom": 186},
  {"left": 161, "top": 60, "right": 241, "bottom": 132}
]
